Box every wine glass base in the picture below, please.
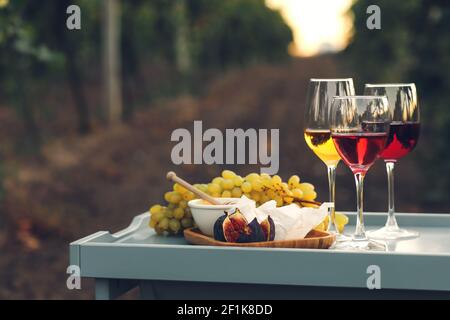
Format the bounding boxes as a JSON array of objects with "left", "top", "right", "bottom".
[
  {"left": 331, "top": 238, "right": 387, "bottom": 251},
  {"left": 334, "top": 233, "right": 352, "bottom": 242},
  {"left": 367, "top": 226, "right": 419, "bottom": 240}
]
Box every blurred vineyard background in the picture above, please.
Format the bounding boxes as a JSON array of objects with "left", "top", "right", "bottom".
[{"left": 0, "top": 0, "right": 449, "bottom": 299}]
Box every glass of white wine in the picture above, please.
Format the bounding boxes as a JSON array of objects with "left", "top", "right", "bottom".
[{"left": 303, "top": 78, "right": 355, "bottom": 237}]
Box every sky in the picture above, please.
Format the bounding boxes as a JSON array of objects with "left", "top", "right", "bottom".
[{"left": 266, "top": 0, "right": 354, "bottom": 57}]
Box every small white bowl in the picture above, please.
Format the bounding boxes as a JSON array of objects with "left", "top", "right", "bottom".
[{"left": 188, "top": 198, "right": 239, "bottom": 236}]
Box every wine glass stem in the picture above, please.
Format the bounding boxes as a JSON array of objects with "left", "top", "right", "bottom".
[
  {"left": 354, "top": 172, "right": 366, "bottom": 240},
  {"left": 385, "top": 161, "right": 399, "bottom": 229},
  {"left": 326, "top": 165, "right": 338, "bottom": 233}
]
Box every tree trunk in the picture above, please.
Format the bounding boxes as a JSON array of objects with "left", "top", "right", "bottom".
[
  {"left": 17, "top": 65, "right": 41, "bottom": 149},
  {"left": 54, "top": 0, "right": 91, "bottom": 134},
  {"left": 102, "top": 0, "right": 123, "bottom": 125},
  {"left": 65, "top": 49, "right": 91, "bottom": 134},
  {"left": 173, "top": 0, "right": 192, "bottom": 76}
]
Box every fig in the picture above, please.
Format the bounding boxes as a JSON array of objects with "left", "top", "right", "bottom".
[
  {"left": 213, "top": 214, "right": 227, "bottom": 241},
  {"left": 214, "top": 209, "right": 265, "bottom": 243},
  {"left": 260, "top": 216, "right": 275, "bottom": 241}
]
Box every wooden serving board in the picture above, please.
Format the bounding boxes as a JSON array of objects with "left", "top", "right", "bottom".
[{"left": 184, "top": 228, "right": 336, "bottom": 249}]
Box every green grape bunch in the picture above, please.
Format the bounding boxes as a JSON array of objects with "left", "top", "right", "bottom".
[{"left": 149, "top": 170, "right": 319, "bottom": 235}]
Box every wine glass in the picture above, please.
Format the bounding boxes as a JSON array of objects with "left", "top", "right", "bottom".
[
  {"left": 330, "top": 96, "right": 390, "bottom": 250},
  {"left": 304, "top": 78, "right": 355, "bottom": 237},
  {"left": 364, "top": 84, "right": 420, "bottom": 240}
]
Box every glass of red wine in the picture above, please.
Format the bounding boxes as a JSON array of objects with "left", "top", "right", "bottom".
[
  {"left": 330, "top": 96, "right": 390, "bottom": 250},
  {"left": 364, "top": 84, "right": 420, "bottom": 240}
]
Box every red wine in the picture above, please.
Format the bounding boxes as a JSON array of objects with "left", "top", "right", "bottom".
[
  {"left": 332, "top": 133, "right": 388, "bottom": 174},
  {"left": 380, "top": 122, "right": 420, "bottom": 161}
]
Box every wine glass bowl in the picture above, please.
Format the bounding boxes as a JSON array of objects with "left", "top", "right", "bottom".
[
  {"left": 331, "top": 96, "right": 390, "bottom": 174},
  {"left": 365, "top": 84, "right": 420, "bottom": 161}
]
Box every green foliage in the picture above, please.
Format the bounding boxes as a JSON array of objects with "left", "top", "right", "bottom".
[
  {"left": 192, "top": 0, "right": 293, "bottom": 68},
  {"left": 345, "top": 0, "right": 450, "bottom": 204},
  {"left": 120, "top": 0, "right": 292, "bottom": 68},
  {"left": 345, "top": 0, "right": 422, "bottom": 87}
]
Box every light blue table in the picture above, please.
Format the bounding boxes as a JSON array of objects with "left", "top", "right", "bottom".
[{"left": 70, "top": 212, "right": 450, "bottom": 299}]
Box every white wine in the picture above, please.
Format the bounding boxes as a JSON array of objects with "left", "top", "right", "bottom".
[{"left": 304, "top": 129, "right": 341, "bottom": 167}]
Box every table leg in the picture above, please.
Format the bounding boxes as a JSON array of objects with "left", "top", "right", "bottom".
[
  {"left": 95, "top": 278, "right": 138, "bottom": 300},
  {"left": 139, "top": 281, "right": 157, "bottom": 299}
]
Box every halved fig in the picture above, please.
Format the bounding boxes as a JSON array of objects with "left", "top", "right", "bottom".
[
  {"left": 260, "top": 216, "right": 275, "bottom": 241},
  {"left": 213, "top": 214, "right": 227, "bottom": 241}
]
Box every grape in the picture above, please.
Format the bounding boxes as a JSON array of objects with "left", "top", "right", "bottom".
[
  {"left": 233, "top": 175, "right": 244, "bottom": 187},
  {"left": 261, "top": 175, "right": 272, "bottom": 188},
  {"left": 182, "top": 191, "right": 195, "bottom": 201},
  {"left": 284, "top": 188, "right": 294, "bottom": 197},
  {"left": 260, "top": 173, "right": 271, "bottom": 179},
  {"left": 149, "top": 219, "right": 157, "bottom": 228},
  {"left": 196, "top": 184, "right": 208, "bottom": 193},
  {"left": 164, "top": 192, "right": 171, "bottom": 202},
  {"left": 181, "top": 218, "right": 193, "bottom": 228},
  {"left": 151, "top": 211, "right": 165, "bottom": 223},
  {"left": 173, "top": 183, "right": 187, "bottom": 194},
  {"left": 260, "top": 193, "right": 270, "bottom": 204},
  {"left": 171, "top": 192, "right": 182, "bottom": 203},
  {"left": 273, "top": 183, "right": 282, "bottom": 191},
  {"left": 222, "top": 170, "right": 236, "bottom": 179},
  {"left": 288, "top": 175, "right": 300, "bottom": 188},
  {"left": 250, "top": 191, "right": 261, "bottom": 202},
  {"left": 154, "top": 225, "right": 164, "bottom": 235},
  {"left": 245, "top": 173, "right": 260, "bottom": 182},
  {"left": 266, "top": 189, "right": 276, "bottom": 199},
  {"left": 291, "top": 188, "right": 304, "bottom": 199},
  {"left": 271, "top": 175, "right": 282, "bottom": 187},
  {"left": 303, "top": 190, "right": 317, "bottom": 201},
  {"left": 222, "top": 190, "right": 232, "bottom": 198},
  {"left": 284, "top": 196, "right": 294, "bottom": 204},
  {"left": 169, "top": 219, "right": 181, "bottom": 233},
  {"left": 231, "top": 187, "right": 242, "bottom": 198},
  {"left": 174, "top": 207, "right": 185, "bottom": 219},
  {"left": 221, "top": 179, "right": 234, "bottom": 190},
  {"left": 299, "top": 183, "right": 315, "bottom": 193},
  {"left": 165, "top": 191, "right": 182, "bottom": 204},
  {"left": 150, "top": 204, "right": 162, "bottom": 215},
  {"left": 178, "top": 200, "right": 187, "bottom": 209},
  {"left": 158, "top": 217, "right": 170, "bottom": 230},
  {"left": 164, "top": 208, "right": 174, "bottom": 218},
  {"left": 241, "top": 181, "right": 252, "bottom": 193},
  {"left": 251, "top": 179, "right": 264, "bottom": 192},
  {"left": 274, "top": 196, "right": 284, "bottom": 207},
  {"left": 207, "top": 183, "right": 222, "bottom": 194},
  {"left": 212, "top": 177, "right": 224, "bottom": 185}
]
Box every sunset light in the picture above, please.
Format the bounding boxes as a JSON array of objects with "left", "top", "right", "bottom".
[{"left": 266, "top": 0, "right": 354, "bottom": 56}]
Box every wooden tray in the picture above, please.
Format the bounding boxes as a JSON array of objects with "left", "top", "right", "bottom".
[{"left": 183, "top": 228, "right": 336, "bottom": 249}]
